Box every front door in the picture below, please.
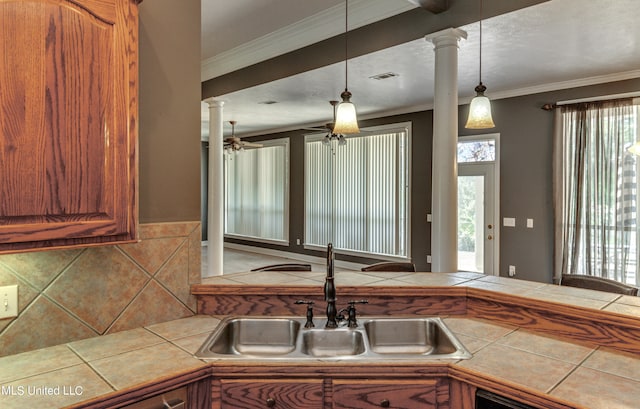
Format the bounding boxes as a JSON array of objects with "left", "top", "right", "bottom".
[{"left": 457, "top": 135, "right": 499, "bottom": 275}]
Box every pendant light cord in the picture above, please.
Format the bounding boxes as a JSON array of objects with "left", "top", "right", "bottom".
[
  {"left": 479, "top": 0, "right": 483, "bottom": 85},
  {"left": 344, "top": 0, "right": 349, "bottom": 91}
]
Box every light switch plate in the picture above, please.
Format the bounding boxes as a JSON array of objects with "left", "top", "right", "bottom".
[
  {"left": 527, "top": 218, "right": 534, "bottom": 228},
  {"left": 0, "top": 285, "right": 18, "bottom": 319},
  {"left": 503, "top": 217, "right": 516, "bottom": 227}
]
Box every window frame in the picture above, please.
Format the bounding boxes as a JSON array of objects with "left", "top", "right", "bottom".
[{"left": 223, "top": 137, "right": 290, "bottom": 246}]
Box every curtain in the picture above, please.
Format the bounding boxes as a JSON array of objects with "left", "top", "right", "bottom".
[{"left": 553, "top": 98, "right": 638, "bottom": 284}]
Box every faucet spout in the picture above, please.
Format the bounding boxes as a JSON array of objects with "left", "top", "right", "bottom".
[{"left": 324, "top": 243, "right": 338, "bottom": 328}]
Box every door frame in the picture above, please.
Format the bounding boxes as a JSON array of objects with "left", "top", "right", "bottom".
[{"left": 458, "top": 133, "right": 500, "bottom": 276}]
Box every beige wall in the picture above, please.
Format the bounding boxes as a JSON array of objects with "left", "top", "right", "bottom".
[
  {"left": 0, "top": 1, "right": 202, "bottom": 356},
  {"left": 139, "top": 0, "right": 202, "bottom": 223}
]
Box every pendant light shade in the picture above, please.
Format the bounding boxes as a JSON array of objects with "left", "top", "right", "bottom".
[
  {"left": 465, "top": 0, "right": 495, "bottom": 130},
  {"left": 333, "top": 90, "right": 359, "bottom": 134},
  {"left": 333, "top": 0, "right": 359, "bottom": 135},
  {"left": 465, "top": 83, "right": 495, "bottom": 129}
]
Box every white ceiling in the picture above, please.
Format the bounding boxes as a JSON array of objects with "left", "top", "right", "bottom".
[{"left": 201, "top": 0, "right": 640, "bottom": 138}]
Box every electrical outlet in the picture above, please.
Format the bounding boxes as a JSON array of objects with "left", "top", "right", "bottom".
[
  {"left": 296, "top": 238, "right": 301, "bottom": 245},
  {"left": 427, "top": 255, "right": 432, "bottom": 263},
  {"left": 0, "top": 285, "right": 18, "bottom": 319},
  {"left": 508, "top": 265, "right": 516, "bottom": 277}
]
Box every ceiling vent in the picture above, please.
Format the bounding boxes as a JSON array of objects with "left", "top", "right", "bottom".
[{"left": 369, "top": 72, "right": 400, "bottom": 81}]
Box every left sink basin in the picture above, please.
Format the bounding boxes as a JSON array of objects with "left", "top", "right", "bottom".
[{"left": 197, "top": 317, "right": 300, "bottom": 357}]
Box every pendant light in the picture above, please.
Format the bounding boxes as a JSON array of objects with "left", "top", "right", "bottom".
[
  {"left": 333, "top": 0, "right": 360, "bottom": 135},
  {"left": 465, "top": 0, "right": 495, "bottom": 129}
]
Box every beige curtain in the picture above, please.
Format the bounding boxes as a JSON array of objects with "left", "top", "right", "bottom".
[{"left": 553, "top": 98, "right": 638, "bottom": 284}]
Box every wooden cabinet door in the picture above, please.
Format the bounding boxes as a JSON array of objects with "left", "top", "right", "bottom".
[
  {"left": 0, "top": 0, "right": 138, "bottom": 253},
  {"left": 218, "top": 379, "right": 324, "bottom": 409},
  {"left": 332, "top": 380, "right": 439, "bottom": 409}
]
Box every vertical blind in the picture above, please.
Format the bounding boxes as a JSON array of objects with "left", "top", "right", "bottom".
[
  {"left": 224, "top": 139, "right": 289, "bottom": 244},
  {"left": 305, "top": 126, "right": 410, "bottom": 258}
]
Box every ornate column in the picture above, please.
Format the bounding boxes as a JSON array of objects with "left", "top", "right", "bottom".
[
  {"left": 425, "top": 28, "right": 467, "bottom": 272},
  {"left": 205, "top": 99, "right": 225, "bottom": 276}
]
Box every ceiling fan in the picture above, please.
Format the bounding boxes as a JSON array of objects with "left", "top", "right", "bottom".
[{"left": 224, "top": 120, "right": 262, "bottom": 153}]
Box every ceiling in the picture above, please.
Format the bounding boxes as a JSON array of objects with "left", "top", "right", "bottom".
[{"left": 201, "top": 0, "right": 640, "bottom": 138}]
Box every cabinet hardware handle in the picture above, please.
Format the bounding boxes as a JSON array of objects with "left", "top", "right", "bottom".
[
  {"left": 266, "top": 397, "right": 276, "bottom": 407},
  {"left": 380, "top": 398, "right": 390, "bottom": 407}
]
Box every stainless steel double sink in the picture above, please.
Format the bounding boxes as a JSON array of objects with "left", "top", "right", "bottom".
[{"left": 195, "top": 316, "right": 471, "bottom": 360}]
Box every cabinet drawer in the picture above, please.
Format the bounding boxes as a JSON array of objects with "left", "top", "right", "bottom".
[
  {"left": 332, "top": 379, "right": 438, "bottom": 409},
  {"left": 219, "top": 379, "right": 323, "bottom": 409}
]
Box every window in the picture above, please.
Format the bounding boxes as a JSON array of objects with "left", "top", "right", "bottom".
[
  {"left": 457, "top": 138, "right": 496, "bottom": 163},
  {"left": 224, "top": 138, "right": 289, "bottom": 244},
  {"left": 304, "top": 123, "right": 410, "bottom": 259},
  {"left": 554, "top": 99, "right": 640, "bottom": 285}
]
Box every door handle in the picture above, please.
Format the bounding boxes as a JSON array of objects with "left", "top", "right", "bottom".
[
  {"left": 487, "top": 224, "right": 493, "bottom": 229},
  {"left": 487, "top": 235, "right": 493, "bottom": 240}
]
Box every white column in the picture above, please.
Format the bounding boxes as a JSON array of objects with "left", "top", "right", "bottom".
[
  {"left": 425, "top": 28, "right": 467, "bottom": 273},
  {"left": 205, "top": 99, "right": 225, "bottom": 277}
]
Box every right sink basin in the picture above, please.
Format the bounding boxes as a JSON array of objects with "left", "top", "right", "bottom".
[{"left": 363, "top": 317, "right": 469, "bottom": 358}]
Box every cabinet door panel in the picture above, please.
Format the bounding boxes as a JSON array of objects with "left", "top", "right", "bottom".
[
  {"left": 220, "top": 379, "right": 324, "bottom": 409},
  {"left": 333, "top": 380, "right": 438, "bottom": 409},
  {"left": 0, "top": 0, "right": 137, "bottom": 253}
]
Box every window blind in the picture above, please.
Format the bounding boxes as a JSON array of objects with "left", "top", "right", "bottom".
[
  {"left": 305, "top": 125, "right": 410, "bottom": 258},
  {"left": 224, "top": 139, "right": 289, "bottom": 244}
]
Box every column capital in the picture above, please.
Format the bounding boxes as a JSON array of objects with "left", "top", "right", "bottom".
[
  {"left": 204, "top": 98, "right": 225, "bottom": 108},
  {"left": 425, "top": 27, "right": 467, "bottom": 49}
]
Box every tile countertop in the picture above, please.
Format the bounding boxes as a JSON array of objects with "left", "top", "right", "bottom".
[
  {"left": 0, "top": 316, "right": 221, "bottom": 409},
  {"left": 1, "top": 272, "right": 640, "bottom": 408}
]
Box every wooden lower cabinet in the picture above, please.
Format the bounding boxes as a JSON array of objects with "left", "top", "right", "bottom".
[
  {"left": 213, "top": 377, "right": 452, "bottom": 409},
  {"left": 217, "top": 379, "right": 324, "bottom": 409}
]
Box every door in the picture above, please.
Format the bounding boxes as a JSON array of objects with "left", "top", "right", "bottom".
[{"left": 457, "top": 135, "right": 499, "bottom": 275}]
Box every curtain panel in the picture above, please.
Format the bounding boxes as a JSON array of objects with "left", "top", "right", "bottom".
[{"left": 553, "top": 98, "right": 638, "bottom": 284}]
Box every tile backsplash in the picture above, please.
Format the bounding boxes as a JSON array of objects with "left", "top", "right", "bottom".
[{"left": 0, "top": 222, "right": 201, "bottom": 357}]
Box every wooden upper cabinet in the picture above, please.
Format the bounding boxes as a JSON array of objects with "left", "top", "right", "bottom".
[{"left": 0, "top": 0, "right": 140, "bottom": 253}]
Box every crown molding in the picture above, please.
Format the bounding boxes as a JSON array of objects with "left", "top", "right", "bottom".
[
  {"left": 201, "top": 0, "right": 416, "bottom": 82},
  {"left": 488, "top": 69, "right": 640, "bottom": 102}
]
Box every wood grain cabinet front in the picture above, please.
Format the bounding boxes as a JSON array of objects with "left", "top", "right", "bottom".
[
  {"left": 217, "top": 379, "right": 324, "bottom": 409},
  {"left": 0, "top": 0, "right": 140, "bottom": 254},
  {"left": 332, "top": 379, "right": 443, "bottom": 409}
]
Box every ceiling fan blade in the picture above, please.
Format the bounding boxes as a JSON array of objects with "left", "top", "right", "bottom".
[{"left": 241, "top": 142, "right": 263, "bottom": 149}]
